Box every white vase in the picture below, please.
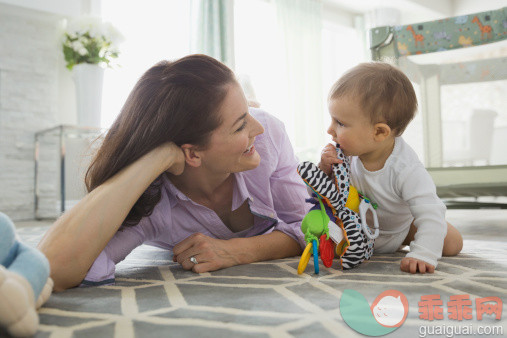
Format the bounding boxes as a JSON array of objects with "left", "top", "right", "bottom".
[{"left": 72, "top": 63, "right": 104, "bottom": 128}]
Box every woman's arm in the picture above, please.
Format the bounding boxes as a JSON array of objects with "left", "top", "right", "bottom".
[
  {"left": 38, "top": 143, "right": 184, "bottom": 291},
  {"left": 172, "top": 231, "right": 302, "bottom": 272}
]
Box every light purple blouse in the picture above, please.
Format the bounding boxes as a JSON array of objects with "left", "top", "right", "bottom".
[{"left": 82, "top": 109, "right": 311, "bottom": 286}]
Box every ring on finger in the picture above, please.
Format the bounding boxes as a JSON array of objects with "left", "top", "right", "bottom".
[{"left": 189, "top": 256, "right": 198, "bottom": 264}]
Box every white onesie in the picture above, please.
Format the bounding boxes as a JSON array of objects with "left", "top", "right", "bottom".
[{"left": 349, "top": 137, "right": 447, "bottom": 267}]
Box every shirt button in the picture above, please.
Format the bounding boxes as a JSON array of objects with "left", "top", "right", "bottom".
[{"left": 269, "top": 213, "right": 275, "bottom": 218}]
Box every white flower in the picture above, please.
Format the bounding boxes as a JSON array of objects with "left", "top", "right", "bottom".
[
  {"left": 103, "top": 22, "right": 125, "bottom": 45},
  {"left": 71, "top": 40, "right": 83, "bottom": 50},
  {"left": 62, "top": 15, "right": 123, "bottom": 70},
  {"left": 67, "top": 15, "right": 102, "bottom": 36},
  {"left": 87, "top": 19, "right": 105, "bottom": 39},
  {"left": 109, "top": 46, "right": 120, "bottom": 54},
  {"left": 69, "top": 41, "right": 87, "bottom": 56}
]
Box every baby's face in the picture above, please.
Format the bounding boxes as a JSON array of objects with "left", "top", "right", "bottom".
[{"left": 327, "top": 97, "right": 377, "bottom": 157}]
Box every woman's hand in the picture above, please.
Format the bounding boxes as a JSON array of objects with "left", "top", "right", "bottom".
[
  {"left": 155, "top": 142, "right": 185, "bottom": 175},
  {"left": 172, "top": 231, "right": 302, "bottom": 273},
  {"left": 172, "top": 233, "right": 239, "bottom": 273},
  {"left": 318, "top": 143, "right": 342, "bottom": 176},
  {"left": 400, "top": 257, "right": 435, "bottom": 274}
]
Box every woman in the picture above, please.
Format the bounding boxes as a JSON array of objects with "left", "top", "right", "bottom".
[{"left": 38, "top": 55, "right": 310, "bottom": 291}]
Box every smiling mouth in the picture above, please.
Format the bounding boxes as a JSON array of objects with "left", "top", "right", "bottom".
[{"left": 243, "top": 144, "right": 255, "bottom": 155}]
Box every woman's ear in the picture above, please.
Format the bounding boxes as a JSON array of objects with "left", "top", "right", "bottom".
[
  {"left": 180, "top": 144, "right": 202, "bottom": 167},
  {"left": 373, "top": 123, "right": 392, "bottom": 142}
]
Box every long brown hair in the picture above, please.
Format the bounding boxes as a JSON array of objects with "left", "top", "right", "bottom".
[{"left": 85, "top": 54, "right": 236, "bottom": 227}]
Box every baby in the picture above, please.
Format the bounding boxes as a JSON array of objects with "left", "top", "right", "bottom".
[{"left": 319, "top": 62, "right": 463, "bottom": 274}]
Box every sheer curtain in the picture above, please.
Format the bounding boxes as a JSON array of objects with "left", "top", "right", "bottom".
[
  {"left": 190, "top": 0, "right": 235, "bottom": 68},
  {"left": 101, "top": 0, "right": 364, "bottom": 164},
  {"left": 100, "top": 0, "right": 191, "bottom": 128},
  {"left": 234, "top": 0, "right": 288, "bottom": 125},
  {"left": 234, "top": 0, "right": 325, "bottom": 161},
  {"left": 274, "top": 0, "right": 325, "bottom": 158}
]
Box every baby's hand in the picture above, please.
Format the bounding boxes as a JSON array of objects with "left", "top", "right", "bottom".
[
  {"left": 400, "top": 257, "right": 435, "bottom": 274},
  {"left": 318, "top": 143, "right": 342, "bottom": 176}
]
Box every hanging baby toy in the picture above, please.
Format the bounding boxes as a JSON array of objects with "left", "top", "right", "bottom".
[{"left": 297, "top": 144, "right": 379, "bottom": 274}]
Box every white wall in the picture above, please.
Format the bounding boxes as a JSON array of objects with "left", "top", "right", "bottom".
[
  {"left": 0, "top": 4, "right": 60, "bottom": 219},
  {"left": 322, "top": 2, "right": 355, "bottom": 28},
  {"left": 0, "top": 0, "right": 79, "bottom": 16},
  {"left": 0, "top": 0, "right": 101, "bottom": 16},
  {"left": 0, "top": 0, "right": 101, "bottom": 129},
  {"left": 452, "top": 0, "right": 506, "bottom": 16},
  {"left": 0, "top": 0, "right": 101, "bottom": 220}
]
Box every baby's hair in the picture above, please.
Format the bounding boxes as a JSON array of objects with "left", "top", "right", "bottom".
[{"left": 329, "top": 62, "right": 417, "bottom": 136}]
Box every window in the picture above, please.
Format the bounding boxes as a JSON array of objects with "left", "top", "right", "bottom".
[
  {"left": 234, "top": 0, "right": 366, "bottom": 162},
  {"left": 321, "top": 20, "right": 367, "bottom": 160},
  {"left": 100, "top": 0, "right": 191, "bottom": 127},
  {"left": 102, "top": 0, "right": 367, "bottom": 166},
  {"left": 234, "top": 0, "right": 289, "bottom": 136}
]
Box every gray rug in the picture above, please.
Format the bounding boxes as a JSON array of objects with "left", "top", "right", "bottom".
[{"left": 10, "top": 210, "right": 507, "bottom": 337}]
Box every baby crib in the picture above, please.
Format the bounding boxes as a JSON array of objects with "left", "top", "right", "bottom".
[{"left": 369, "top": 7, "right": 507, "bottom": 208}]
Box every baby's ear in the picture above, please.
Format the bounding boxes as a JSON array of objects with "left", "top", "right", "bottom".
[
  {"left": 373, "top": 123, "right": 391, "bottom": 141},
  {"left": 180, "top": 144, "right": 202, "bottom": 167}
]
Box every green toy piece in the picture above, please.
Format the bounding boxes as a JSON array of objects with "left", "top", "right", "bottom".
[{"left": 301, "top": 198, "right": 330, "bottom": 248}]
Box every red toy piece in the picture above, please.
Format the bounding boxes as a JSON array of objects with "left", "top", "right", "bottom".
[{"left": 319, "top": 234, "right": 334, "bottom": 268}]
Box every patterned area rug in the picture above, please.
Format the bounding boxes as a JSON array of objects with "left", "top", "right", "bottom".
[{"left": 10, "top": 210, "right": 507, "bottom": 337}]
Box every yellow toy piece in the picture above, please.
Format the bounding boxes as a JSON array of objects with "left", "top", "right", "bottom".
[
  {"left": 345, "top": 185, "right": 360, "bottom": 213},
  {"left": 297, "top": 242, "right": 313, "bottom": 274}
]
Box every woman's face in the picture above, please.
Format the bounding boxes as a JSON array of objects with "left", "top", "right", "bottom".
[{"left": 199, "top": 83, "right": 265, "bottom": 174}]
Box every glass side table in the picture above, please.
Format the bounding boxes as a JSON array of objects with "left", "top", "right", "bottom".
[{"left": 34, "top": 125, "right": 103, "bottom": 219}]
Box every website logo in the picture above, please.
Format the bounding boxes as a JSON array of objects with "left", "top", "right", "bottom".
[{"left": 340, "top": 289, "right": 409, "bottom": 336}]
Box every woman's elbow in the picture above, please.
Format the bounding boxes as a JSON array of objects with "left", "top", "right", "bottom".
[
  {"left": 50, "top": 263, "right": 86, "bottom": 292},
  {"left": 41, "top": 248, "right": 87, "bottom": 291}
]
